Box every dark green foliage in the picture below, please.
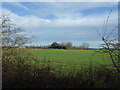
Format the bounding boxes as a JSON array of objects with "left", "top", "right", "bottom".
[
  {"left": 50, "top": 42, "right": 66, "bottom": 49},
  {"left": 2, "top": 49, "right": 120, "bottom": 88},
  {"left": 50, "top": 42, "right": 59, "bottom": 49}
]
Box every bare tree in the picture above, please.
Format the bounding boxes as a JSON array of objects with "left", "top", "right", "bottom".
[
  {"left": 95, "top": 10, "right": 120, "bottom": 72},
  {"left": 81, "top": 42, "right": 89, "bottom": 49},
  {"left": 0, "top": 13, "right": 32, "bottom": 62},
  {"left": 1, "top": 14, "right": 30, "bottom": 48},
  {"left": 66, "top": 42, "right": 73, "bottom": 50}
]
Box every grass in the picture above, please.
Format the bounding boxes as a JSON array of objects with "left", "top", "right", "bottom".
[{"left": 28, "top": 49, "right": 112, "bottom": 71}]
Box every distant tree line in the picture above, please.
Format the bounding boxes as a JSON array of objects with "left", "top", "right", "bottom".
[{"left": 25, "top": 42, "right": 90, "bottom": 50}]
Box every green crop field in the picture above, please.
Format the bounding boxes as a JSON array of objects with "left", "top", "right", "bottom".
[{"left": 28, "top": 49, "right": 112, "bottom": 70}]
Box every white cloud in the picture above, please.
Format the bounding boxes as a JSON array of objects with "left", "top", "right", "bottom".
[
  {"left": 1, "top": 2, "right": 30, "bottom": 11},
  {"left": 29, "top": 2, "right": 117, "bottom": 19},
  {"left": 1, "top": 3, "right": 118, "bottom": 47},
  {"left": 2, "top": 7, "right": 117, "bottom": 28},
  {"left": 10, "top": 2, "right": 30, "bottom": 11}
]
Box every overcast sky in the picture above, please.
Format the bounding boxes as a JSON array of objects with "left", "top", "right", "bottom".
[{"left": 1, "top": 2, "right": 118, "bottom": 47}]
